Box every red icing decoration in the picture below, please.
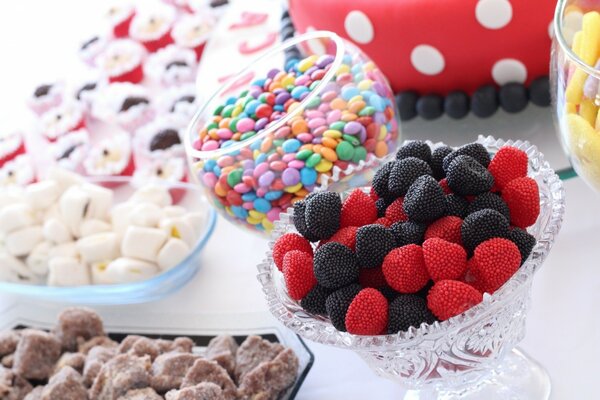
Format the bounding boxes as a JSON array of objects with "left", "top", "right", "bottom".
[
  {"left": 170, "top": 173, "right": 188, "bottom": 204},
  {"left": 109, "top": 63, "right": 144, "bottom": 84},
  {"left": 113, "top": 12, "right": 135, "bottom": 38},
  {"left": 192, "top": 42, "right": 207, "bottom": 61},
  {"left": 289, "top": 0, "right": 555, "bottom": 95},
  {"left": 229, "top": 11, "right": 268, "bottom": 30},
  {"left": 139, "top": 31, "right": 174, "bottom": 53},
  {"left": 0, "top": 140, "right": 26, "bottom": 169},
  {"left": 238, "top": 32, "right": 278, "bottom": 55}
]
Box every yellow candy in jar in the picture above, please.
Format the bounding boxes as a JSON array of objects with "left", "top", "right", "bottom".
[
  {"left": 315, "top": 159, "right": 333, "bottom": 172},
  {"left": 579, "top": 99, "right": 598, "bottom": 125},
  {"left": 581, "top": 12, "right": 600, "bottom": 65},
  {"left": 297, "top": 55, "right": 318, "bottom": 72}
]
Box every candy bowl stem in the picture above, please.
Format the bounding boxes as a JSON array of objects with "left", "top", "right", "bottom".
[{"left": 257, "top": 136, "right": 565, "bottom": 398}]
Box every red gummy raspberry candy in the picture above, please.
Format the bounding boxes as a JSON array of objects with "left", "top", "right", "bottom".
[
  {"left": 382, "top": 245, "right": 430, "bottom": 293},
  {"left": 320, "top": 226, "right": 358, "bottom": 251},
  {"left": 427, "top": 280, "right": 483, "bottom": 321},
  {"left": 374, "top": 217, "right": 393, "bottom": 227},
  {"left": 273, "top": 233, "right": 313, "bottom": 271},
  {"left": 439, "top": 178, "right": 452, "bottom": 195},
  {"left": 359, "top": 267, "right": 387, "bottom": 289},
  {"left": 488, "top": 147, "right": 528, "bottom": 191},
  {"left": 385, "top": 197, "right": 408, "bottom": 223},
  {"left": 283, "top": 250, "right": 317, "bottom": 300},
  {"left": 345, "top": 288, "right": 389, "bottom": 335},
  {"left": 340, "top": 189, "right": 378, "bottom": 228},
  {"left": 501, "top": 177, "right": 540, "bottom": 228},
  {"left": 422, "top": 238, "right": 467, "bottom": 282},
  {"left": 424, "top": 216, "right": 463, "bottom": 245},
  {"left": 466, "top": 238, "right": 521, "bottom": 294}
]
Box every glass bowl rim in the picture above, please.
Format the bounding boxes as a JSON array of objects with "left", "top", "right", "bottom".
[
  {"left": 553, "top": 0, "right": 600, "bottom": 79},
  {"left": 0, "top": 175, "right": 217, "bottom": 300},
  {"left": 257, "top": 135, "right": 566, "bottom": 349},
  {"left": 184, "top": 30, "right": 346, "bottom": 160}
]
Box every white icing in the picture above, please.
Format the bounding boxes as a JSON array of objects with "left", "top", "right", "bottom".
[
  {"left": 492, "top": 58, "right": 527, "bottom": 85},
  {"left": 0, "top": 132, "right": 23, "bottom": 160},
  {"left": 84, "top": 133, "right": 132, "bottom": 176},
  {"left": 133, "top": 157, "right": 185, "bottom": 187},
  {"left": 344, "top": 10, "right": 374, "bottom": 44},
  {"left": 158, "top": 83, "right": 198, "bottom": 121},
  {"left": 411, "top": 45, "right": 445, "bottom": 76},
  {"left": 475, "top": 0, "right": 513, "bottom": 30},
  {"left": 172, "top": 13, "right": 215, "bottom": 48},
  {"left": 91, "top": 82, "right": 150, "bottom": 120},
  {"left": 79, "top": 36, "right": 109, "bottom": 64},
  {"left": 106, "top": 3, "right": 135, "bottom": 26},
  {"left": 97, "top": 39, "right": 146, "bottom": 77},
  {"left": 0, "top": 155, "right": 35, "bottom": 187},
  {"left": 129, "top": 4, "right": 176, "bottom": 41},
  {"left": 51, "top": 129, "right": 90, "bottom": 171},
  {"left": 145, "top": 45, "right": 198, "bottom": 86},
  {"left": 40, "top": 102, "right": 84, "bottom": 140}
]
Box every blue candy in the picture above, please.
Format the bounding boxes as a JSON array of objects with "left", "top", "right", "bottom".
[
  {"left": 369, "top": 94, "right": 386, "bottom": 112},
  {"left": 251, "top": 78, "right": 266, "bottom": 87},
  {"left": 250, "top": 140, "right": 262, "bottom": 151},
  {"left": 274, "top": 105, "right": 284, "bottom": 112},
  {"left": 225, "top": 96, "right": 237, "bottom": 105},
  {"left": 204, "top": 159, "right": 216, "bottom": 172},
  {"left": 255, "top": 153, "right": 267, "bottom": 164},
  {"left": 291, "top": 86, "right": 309, "bottom": 100},
  {"left": 254, "top": 198, "right": 272, "bottom": 213},
  {"left": 231, "top": 206, "right": 248, "bottom": 219},
  {"left": 282, "top": 138, "right": 301, "bottom": 153},
  {"left": 341, "top": 87, "right": 360, "bottom": 101},
  {"left": 242, "top": 192, "right": 257, "bottom": 201},
  {"left": 300, "top": 167, "right": 318, "bottom": 185},
  {"left": 244, "top": 100, "right": 261, "bottom": 115},
  {"left": 213, "top": 166, "right": 222, "bottom": 176},
  {"left": 264, "top": 191, "right": 283, "bottom": 201}
]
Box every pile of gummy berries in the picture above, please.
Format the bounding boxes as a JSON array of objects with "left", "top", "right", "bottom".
[{"left": 272, "top": 140, "right": 540, "bottom": 335}]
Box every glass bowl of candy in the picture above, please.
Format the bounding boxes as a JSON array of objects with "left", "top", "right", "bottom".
[
  {"left": 552, "top": 0, "right": 600, "bottom": 191},
  {"left": 0, "top": 170, "right": 216, "bottom": 305},
  {"left": 257, "top": 136, "right": 566, "bottom": 399},
  {"left": 185, "top": 30, "right": 400, "bottom": 235}
]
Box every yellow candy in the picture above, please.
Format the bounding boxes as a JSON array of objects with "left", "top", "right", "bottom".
[
  {"left": 225, "top": 207, "right": 234, "bottom": 217},
  {"left": 348, "top": 95, "right": 364, "bottom": 103},
  {"left": 246, "top": 216, "right": 262, "bottom": 225},
  {"left": 567, "top": 102, "right": 577, "bottom": 114},
  {"left": 281, "top": 74, "right": 295, "bottom": 87},
  {"left": 579, "top": 98, "right": 598, "bottom": 125},
  {"left": 378, "top": 125, "right": 388, "bottom": 141},
  {"left": 567, "top": 113, "right": 600, "bottom": 184},
  {"left": 232, "top": 105, "right": 243, "bottom": 117},
  {"left": 253, "top": 149, "right": 261, "bottom": 159},
  {"left": 249, "top": 210, "right": 265, "bottom": 220},
  {"left": 364, "top": 61, "right": 376, "bottom": 72},
  {"left": 284, "top": 183, "right": 303, "bottom": 193},
  {"left": 261, "top": 219, "right": 273, "bottom": 231},
  {"left": 358, "top": 79, "right": 373, "bottom": 91},
  {"left": 581, "top": 12, "right": 600, "bottom": 65},
  {"left": 336, "top": 64, "right": 351, "bottom": 75},
  {"left": 298, "top": 55, "right": 318, "bottom": 72},
  {"left": 566, "top": 69, "right": 587, "bottom": 104},
  {"left": 573, "top": 31, "right": 583, "bottom": 57},
  {"left": 595, "top": 108, "right": 600, "bottom": 130},
  {"left": 315, "top": 159, "right": 333, "bottom": 172},
  {"left": 287, "top": 102, "right": 303, "bottom": 113},
  {"left": 323, "top": 130, "right": 343, "bottom": 139}
]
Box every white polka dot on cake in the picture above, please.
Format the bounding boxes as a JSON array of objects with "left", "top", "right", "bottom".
[
  {"left": 410, "top": 45, "right": 445, "bottom": 76},
  {"left": 344, "top": 10, "right": 374, "bottom": 44},
  {"left": 492, "top": 58, "right": 527, "bottom": 85},
  {"left": 476, "top": 0, "right": 513, "bottom": 30}
]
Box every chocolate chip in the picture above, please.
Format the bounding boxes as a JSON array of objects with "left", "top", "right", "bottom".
[
  {"left": 34, "top": 84, "right": 52, "bottom": 98},
  {"left": 170, "top": 95, "right": 195, "bottom": 112},
  {"left": 149, "top": 129, "right": 181, "bottom": 151},
  {"left": 81, "top": 36, "right": 99, "bottom": 50},
  {"left": 210, "top": 0, "right": 228, "bottom": 7},
  {"left": 166, "top": 60, "right": 188, "bottom": 70},
  {"left": 120, "top": 96, "right": 149, "bottom": 112},
  {"left": 59, "top": 145, "right": 78, "bottom": 160}
]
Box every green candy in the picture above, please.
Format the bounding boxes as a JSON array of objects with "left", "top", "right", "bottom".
[
  {"left": 243, "top": 96, "right": 254, "bottom": 107},
  {"left": 207, "top": 122, "right": 219, "bottom": 131},
  {"left": 358, "top": 106, "right": 376, "bottom": 116},
  {"left": 227, "top": 169, "right": 243, "bottom": 187},
  {"left": 222, "top": 104, "right": 235, "bottom": 118},
  {"left": 241, "top": 131, "right": 256, "bottom": 141},
  {"left": 336, "top": 141, "right": 354, "bottom": 161},
  {"left": 229, "top": 118, "right": 240, "bottom": 132},
  {"left": 273, "top": 139, "right": 285, "bottom": 147},
  {"left": 213, "top": 105, "right": 224, "bottom": 116},
  {"left": 258, "top": 93, "right": 269, "bottom": 103},
  {"left": 296, "top": 149, "right": 313, "bottom": 160},
  {"left": 306, "top": 153, "right": 322, "bottom": 168},
  {"left": 239, "top": 89, "right": 249, "bottom": 98},
  {"left": 309, "top": 80, "right": 321, "bottom": 90},
  {"left": 342, "top": 134, "right": 360, "bottom": 146},
  {"left": 352, "top": 146, "right": 367, "bottom": 163},
  {"left": 305, "top": 96, "right": 321, "bottom": 109},
  {"left": 329, "top": 121, "right": 346, "bottom": 131},
  {"left": 286, "top": 84, "right": 295, "bottom": 92}
]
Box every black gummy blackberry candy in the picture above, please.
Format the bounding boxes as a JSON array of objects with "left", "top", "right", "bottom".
[
  {"left": 120, "top": 96, "right": 150, "bottom": 112},
  {"left": 508, "top": 228, "right": 536, "bottom": 265},
  {"left": 372, "top": 161, "right": 397, "bottom": 201},
  {"left": 471, "top": 84, "right": 498, "bottom": 118},
  {"left": 444, "top": 90, "right": 470, "bottom": 119},
  {"left": 461, "top": 209, "right": 510, "bottom": 252},
  {"left": 467, "top": 192, "right": 510, "bottom": 220},
  {"left": 529, "top": 76, "right": 550, "bottom": 107},
  {"left": 325, "top": 284, "right": 362, "bottom": 332},
  {"left": 34, "top": 84, "right": 52, "bottom": 98},
  {"left": 395, "top": 91, "right": 418, "bottom": 121},
  {"left": 446, "top": 155, "right": 494, "bottom": 196},
  {"left": 499, "top": 83, "right": 528, "bottom": 114},
  {"left": 150, "top": 129, "right": 181, "bottom": 151},
  {"left": 390, "top": 221, "right": 427, "bottom": 247},
  {"left": 314, "top": 242, "right": 359, "bottom": 290},
  {"left": 305, "top": 192, "right": 341, "bottom": 240},
  {"left": 416, "top": 94, "right": 443, "bottom": 120},
  {"left": 415, "top": 280, "right": 434, "bottom": 299},
  {"left": 388, "top": 157, "right": 432, "bottom": 197},
  {"left": 431, "top": 146, "right": 453, "bottom": 180},
  {"left": 443, "top": 143, "right": 491, "bottom": 171},
  {"left": 395, "top": 141, "right": 432, "bottom": 163},
  {"left": 292, "top": 195, "right": 318, "bottom": 242},
  {"left": 388, "top": 294, "right": 436, "bottom": 333},
  {"left": 445, "top": 194, "right": 469, "bottom": 218},
  {"left": 300, "top": 285, "right": 332, "bottom": 315},
  {"left": 379, "top": 286, "right": 400, "bottom": 302},
  {"left": 403, "top": 175, "right": 446, "bottom": 223},
  {"left": 355, "top": 225, "right": 396, "bottom": 268},
  {"left": 376, "top": 198, "right": 388, "bottom": 218}
]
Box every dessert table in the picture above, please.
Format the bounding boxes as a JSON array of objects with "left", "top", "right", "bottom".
[{"left": 0, "top": 1, "right": 598, "bottom": 399}]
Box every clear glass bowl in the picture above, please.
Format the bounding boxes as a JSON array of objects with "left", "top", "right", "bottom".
[
  {"left": 0, "top": 176, "right": 217, "bottom": 305},
  {"left": 257, "top": 136, "right": 566, "bottom": 399},
  {"left": 185, "top": 30, "right": 400, "bottom": 236},
  {"left": 0, "top": 303, "right": 313, "bottom": 400},
  {"left": 552, "top": 0, "right": 600, "bottom": 191}
]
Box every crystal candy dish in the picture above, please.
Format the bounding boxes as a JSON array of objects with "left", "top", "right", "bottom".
[
  {"left": 257, "top": 136, "right": 566, "bottom": 399},
  {"left": 0, "top": 176, "right": 217, "bottom": 305}
]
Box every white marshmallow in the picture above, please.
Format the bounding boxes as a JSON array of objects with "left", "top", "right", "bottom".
[
  {"left": 81, "top": 183, "right": 113, "bottom": 220},
  {"left": 0, "top": 252, "right": 37, "bottom": 283},
  {"left": 130, "top": 185, "right": 172, "bottom": 207},
  {"left": 163, "top": 206, "right": 186, "bottom": 217},
  {"left": 43, "top": 218, "right": 72, "bottom": 244},
  {"left": 76, "top": 232, "right": 119, "bottom": 264},
  {"left": 121, "top": 226, "right": 167, "bottom": 262},
  {"left": 80, "top": 219, "right": 112, "bottom": 237},
  {"left": 49, "top": 241, "right": 79, "bottom": 259},
  {"left": 5, "top": 226, "right": 43, "bottom": 257},
  {"left": 0, "top": 187, "right": 26, "bottom": 209},
  {"left": 184, "top": 211, "right": 206, "bottom": 238},
  {"left": 90, "top": 261, "right": 114, "bottom": 285},
  {"left": 110, "top": 202, "right": 134, "bottom": 238},
  {"left": 47, "top": 257, "right": 91, "bottom": 286},
  {"left": 104, "top": 257, "right": 158, "bottom": 283},
  {"left": 43, "top": 203, "right": 61, "bottom": 220},
  {"left": 59, "top": 186, "right": 91, "bottom": 237},
  {"left": 0, "top": 203, "right": 35, "bottom": 235},
  {"left": 157, "top": 238, "right": 190, "bottom": 271},
  {"left": 160, "top": 217, "right": 196, "bottom": 248},
  {"left": 129, "top": 202, "right": 163, "bottom": 227},
  {"left": 46, "top": 167, "right": 84, "bottom": 192},
  {"left": 25, "top": 180, "right": 60, "bottom": 210},
  {"left": 26, "top": 241, "right": 52, "bottom": 276}
]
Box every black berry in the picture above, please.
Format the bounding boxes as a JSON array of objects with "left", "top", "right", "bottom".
[
  {"left": 355, "top": 225, "right": 396, "bottom": 268},
  {"left": 390, "top": 221, "right": 427, "bottom": 247},
  {"left": 305, "top": 192, "right": 342, "bottom": 240},
  {"left": 461, "top": 209, "right": 510, "bottom": 253},
  {"left": 292, "top": 194, "right": 319, "bottom": 242},
  {"left": 314, "top": 242, "right": 359, "bottom": 290},
  {"left": 446, "top": 155, "right": 494, "bottom": 196},
  {"left": 403, "top": 175, "right": 446, "bottom": 223},
  {"left": 388, "top": 295, "right": 436, "bottom": 333},
  {"left": 529, "top": 76, "right": 550, "bottom": 107},
  {"left": 431, "top": 146, "right": 453, "bottom": 180},
  {"left": 301, "top": 285, "right": 332, "bottom": 315},
  {"left": 443, "top": 143, "right": 491, "bottom": 171},
  {"left": 388, "top": 157, "right": 432, "bottom": 197},
  {"left": 376, "top": 198, "right": 388, "bottom": 218},
  {"left": 508, "top": 228, "right": 536, "bottom": 265},
  {"left": 396, "top": 91, "right": 418, "bottom": 121},
  {"left": 467, "top": 192, "right": 510, "bottom": 220},
  {"left": 499, "top": 83, "right": 528, "bottom": 113},
  {"left": 379, "top": 286, "right": 400, "bottom": 302},
  {"left": 444, "top": 91, "right": 470, "bottom": 119},
  {"left": 325, "top": 284, "right": 361, "bottom": 331},
  {"left": 416, "top": 94, "right": 443, "bottom": 120},
  {"left": 395, "top": 141, "right": 432, "bottom": 163},
  {"left": 372, "top": 161, "right": 397, "bottom": 201},
  {"left": 445, "top": 194, "right": 469, "bottom": 218},
  {"left": 471, "top": 84, "right": 498, "bottom": 118}
]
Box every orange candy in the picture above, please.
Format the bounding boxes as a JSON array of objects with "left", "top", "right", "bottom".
[{"left": 320, "top": 147, "right": 338, "bottom": 162}]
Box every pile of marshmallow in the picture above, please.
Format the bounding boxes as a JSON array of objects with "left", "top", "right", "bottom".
[{"left": 0, "top": 169, "right": 206, "bottom": 286}]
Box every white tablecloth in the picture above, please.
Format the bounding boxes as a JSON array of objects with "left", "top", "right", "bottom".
[{"left": 0, "top": 1, "right": 598, "bottom": 399}]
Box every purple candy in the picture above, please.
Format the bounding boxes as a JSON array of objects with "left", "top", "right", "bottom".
[
  {"left": 267, "top": 68, "right": 280, "bottom": 79},
  {"left": 343, "top": 121, "right": 362, "bottom": 135},
  {"left": 288, "top": 160, "right": 304, "bottom": 169},
  {"left": 253, "top": 162, "right": 269, "bottom": 178},
  {"left": 258, "top": 170, "right": 275, "bottom": 187},
  {"left": 255, "top": 117, "right": 269, "bottom": 130},
  {"left": 316, "top": 54, "right": 335, "bottom": 68},
  {"left": 282, "top": 168, "right": 301, "bottom": 186},
  {"left": 242, "top": 169, "right": 253, "bottom": 177},
  {"left": 275, "top": 92, "right": 291, "bottom": 105},
  {"left": 313, "top": 137, "right": 323, "bottom": 144},
  {"left": 241, "top": 159, "right": 255, "bottom": 170},
  {"left": 305, "top": 66, "right": 318, "bottom": 75},
  {"left": 358, "top": 129, "right": 367, "bottom": 143},
  {"left": 373, "top": 81, "right": 387, "bottom": 97},
  {"left": 249, "top": 87, "right": 262, "bottom": 99},
  {"left": 374, "top": 112, "right": 387, "bottom": 125}
]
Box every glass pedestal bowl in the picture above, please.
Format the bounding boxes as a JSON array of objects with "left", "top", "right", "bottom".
[
  {"left": 552, "top": 0, "right": 600, "bottom": 192},
  {"left": 257, "top": 136, "right": 566, "bottom": 399},
  {"left": 185, "top": 31, "right": 400, "bottom": 236}
]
